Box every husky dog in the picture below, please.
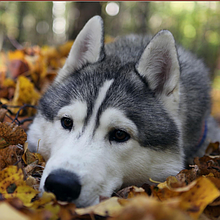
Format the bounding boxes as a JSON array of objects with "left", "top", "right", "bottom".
[{"left": 27, "top": 16, "right": 219, "bottom": 207}]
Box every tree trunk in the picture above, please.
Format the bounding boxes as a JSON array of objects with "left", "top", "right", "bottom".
[{"left": 68, "top": 2, "right": 102, "bottom": 40}]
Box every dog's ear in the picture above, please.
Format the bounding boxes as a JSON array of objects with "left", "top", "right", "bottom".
[
  {"left": 56, "top": 16, "right": 104, "bottom": 83},
  {"left": 136, "top": 30, "right": 180, "bottom": 112}
]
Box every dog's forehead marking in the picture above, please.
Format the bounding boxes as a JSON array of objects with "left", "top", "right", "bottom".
[{"left": 85, "top": 79, "right": 114, "bottom": 134}]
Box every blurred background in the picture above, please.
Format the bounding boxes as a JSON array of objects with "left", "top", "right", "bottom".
[
  {"left": 1, "top": 1, "right": 220, "bottom": 77},
  {"left": 1, "top": 1, "right": 220, "bottom": 122}
]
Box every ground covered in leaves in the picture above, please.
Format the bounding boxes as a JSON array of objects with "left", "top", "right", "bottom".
[{"left": 0, "top": 42, "right": 220, "bottom": 220}]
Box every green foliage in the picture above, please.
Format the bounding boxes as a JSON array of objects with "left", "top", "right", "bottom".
[
  {"left": 147, "top": 2, "right": 220, "bottom": 73},
  {"left": 1, "top": 2, "right": 220, "bottom": 74}
]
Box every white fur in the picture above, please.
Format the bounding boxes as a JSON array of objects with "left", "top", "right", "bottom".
[
  {"left": 57, "top": 101, "right": 87, "bottom": 133},
  {"left": 28, "top": 102, "right": 184, "bottom": 207},
  {"left": 85, "top": 80, "right": 114, "bottom": 135},
  {"left": 136, "top": 30, "right": 180, "bottom": 116}
]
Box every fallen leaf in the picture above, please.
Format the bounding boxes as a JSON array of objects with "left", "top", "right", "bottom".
[
  {"left": 4, "top": 184, "right": 39, "bottom": 206},
  {"left": 0, "top": 108, "right": 7, "bottom": 122},
  {"left": 10, "top": 76, "right": 40, "bottom": 115},
  {"left": 116, "top": 186, "right": 147, "bottom": 199},
  {"left": 152, "top": 176, "right": 220, "bottom": 219},
  {"left": 30, "top": 192, "right": 60, "bottom": 220},
  {"left": 0, "top": 122, "right": 27, "bottom": 148},
  {"left": 0, "top": 166, "right": 39, "bottom": 206},
  {"left": 194, "top": 155, "right": 220, "bottom": 178},
  {"left": 57, "top": 203, "right": 76, "bottom": 220},
  {"left": 205, "top": 142, "right": 220, "bottom": 155},
  {"left": 0, "top": 145, "right": 23, "bottom": 170},
  {"left": 2, "top": 78, "right": 16, "bottom": 88},
  {"left": 0, "top": 165, "right": 23, "bottom": 183},
  {"left": 75, "top": 197, "right": 123, "bottom": 217},
  {"left": 22, "top": 142, "right": 44, "bottom": 165},
  {"left": 110, "top": 196, "right": 192, "bottom": 220},
  {"left": 30, "top": 191, "right": 56, "bottom": 209},
  {"left": 0, "top": 201, "right": 30, "bottom": 220},
  {"left": 127, "top": 186, "right": 147, "bottom": 198}
]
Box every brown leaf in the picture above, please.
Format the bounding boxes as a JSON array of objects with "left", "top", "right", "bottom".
[
  {"left": 22, "top": 142, "right": 45, "bottom": 165},
  {"left": 194, "top": 155, "right": 220, "bottom": 178},
  {"left": 57, "top": 203, "right": 76, "bottom": 220},
  {"left": 204, "top": 205, "right": 220, "bottom": 219},
  {"left": 9, "top": 59, "right": 29, "bottom": 78},
  {"left": 0, "top": 145, "right": 23, "bottom": 170},
  {"left": 0, "top": 108, "right": 7, "bottom": 122},
  {"left": 116, "top": 186, "right": 147, "bottom": 199},
  {"left": 110, "top": 196, "right": 192, "bottom": 220},
  {"left": 205, "top": 142, "right": 220, "bottom": 155},
  {"left": 176, "top": 166, "right": 199, "bottom": 185},
  {"left": 0, "top": 122, "right": 27, "bottom": 148}
]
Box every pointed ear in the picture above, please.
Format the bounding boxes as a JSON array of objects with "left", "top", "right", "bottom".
[
  {"left": 136, "top": 30, "right": 180, "bottom": 99},
  {"left": 55, "top": 16, "right": 104, "bottom": 83}
]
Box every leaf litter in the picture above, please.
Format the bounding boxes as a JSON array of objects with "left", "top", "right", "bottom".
[{"left": 0, "top": 42, "right": 220, "bottom": 220}]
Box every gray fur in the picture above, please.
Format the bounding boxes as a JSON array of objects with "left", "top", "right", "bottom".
[
  {"left": 39, "top": 33, "right": 214, "bottom": 163},
  {"left": 27, "top": 16, "right": 220, "bottom": 207}
]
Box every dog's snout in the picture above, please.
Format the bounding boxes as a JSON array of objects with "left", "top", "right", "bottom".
[{"left": 44, "top": 169, "right": 81, "bottom": 202}]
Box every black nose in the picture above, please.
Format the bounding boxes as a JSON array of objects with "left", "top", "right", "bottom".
[{"left": 44, "top": 169, "right": 81, "bottom": 202}]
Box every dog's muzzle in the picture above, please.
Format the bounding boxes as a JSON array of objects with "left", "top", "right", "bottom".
[{"left": 44, "top": 169, "right": 81, "bottom": 202}]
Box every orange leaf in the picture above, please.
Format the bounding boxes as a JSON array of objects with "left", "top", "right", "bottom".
[
  {"left": 111, "top": 196, "right": 191, "bottom": 220},
  {"left": 152, "top": 177, "right": 220, "bottom": 219}
]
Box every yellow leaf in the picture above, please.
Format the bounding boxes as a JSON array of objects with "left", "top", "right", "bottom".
[
  {"left": 127, "top": 186, "right": 147, "bottom": 198},
  {"left": 11, "top": 76, "right": 40, "bottom": 114},
  {"left": 8, "top": 50, "right": 25, "bottom": 61},
  {"left": 30, "top": 192, "right": 60, "bottom": 220},
  {"left": 4, "top": 184, "right": 39, "bottom": 206},
  {"left": 30, "top": 192, "right": 56, "bottom": 209},
  {"left": 153, "top": 176, "right": 220, "bottom": 219},
  {"left": 75, "top": 197, "right": 123, "bottom": 217},
  {"left": 13, "top": 76, "right": 39, "bottom": 104},
  {"left": 2, "top": 78, "right": 16, "bottom": 88},
  {"left": 0, "top": 166, "right": 38, "bottom": 206},
  {"left": 57, "top": 41, "right": 74, "bottom": 57},
  {"left": 180, "top": 177, "right": 220, "bottom": 219},
  {"left": 43, "top": 203, "right": 60, "bottom": 220},
  {"left": 111, "top": 196, "right": 192, "bottom": 220},
  {"left": 0, "top": 166, "right": 23, "bottom": 188},
  {"left": 0, "top": 202, "right": 30, "bottom": 220}
]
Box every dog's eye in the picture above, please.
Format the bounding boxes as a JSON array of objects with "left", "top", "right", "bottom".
[
  {"left": 109, "top": 129, "right": 130, "bottom": 143},
  {"left": 61, "top": 117, "right": 73, "bottom": 130}
]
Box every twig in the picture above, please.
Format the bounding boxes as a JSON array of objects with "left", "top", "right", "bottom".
[{"left": 12, "top": 104, "right": 36, "bottom": 124}]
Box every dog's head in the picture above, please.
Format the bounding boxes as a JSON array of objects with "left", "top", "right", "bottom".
[{"left": 27, "top": 16, "right": 184, "bottom": 207}]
